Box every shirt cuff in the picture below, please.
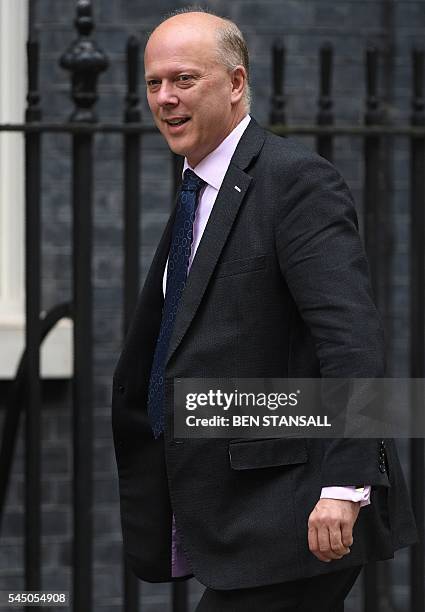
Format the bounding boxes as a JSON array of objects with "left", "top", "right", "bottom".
[{"left": 320, "top": 485, "right": 371, "bottom": 507}]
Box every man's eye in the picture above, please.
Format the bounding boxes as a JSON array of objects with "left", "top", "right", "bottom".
[
  {"left": 176, "top": 75, "right": 193, "bottom": 84},
  {"left": 147, "top": 80, "right": 161, "bottom": 88}
]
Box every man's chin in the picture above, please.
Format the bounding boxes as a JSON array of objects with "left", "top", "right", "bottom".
[
  {"left": 158, "top": 129, "right": 200, "bottom": 165},
  {"left": 164, "top": 138, "right": 190, "bottom": 160}
]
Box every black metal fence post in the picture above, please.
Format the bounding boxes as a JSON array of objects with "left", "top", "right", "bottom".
[
  {"left": 123, "top": 34, "right": 141, "bottom": 612},
  {"left": 363, "top": 45, "right": 384, "bottom": 299},
  {"left": 59, "top": 1, "right": 108, "bottom": 610},
  {"left": 270, "top": 40, "right": 286, "bottom": 125},
  {"left": 173, "top": 582, "right": 188, "bottom": 612},
  {"left": 363, "top": 44, "right": 383, "bottom": 612},
  {"left": 124, "top": 35, "right": 142, "bottom": 328},
  {"left": 316, "top": 43, "right": 334, "bottom": 162},
  {"left": 409, "top": 47, "right": 425, "bottom": 612},
  {"left": 24, "top": 34, "right": 42, "bottom": 596}
]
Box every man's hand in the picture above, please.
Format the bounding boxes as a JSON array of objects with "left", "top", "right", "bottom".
[{"left": 307, "top": 498, "right": 360, "bottom": 563}]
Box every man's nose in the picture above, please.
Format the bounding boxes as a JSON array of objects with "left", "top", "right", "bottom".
[{"left": 157, "top": 82, "right": 178, "bottom": 106}]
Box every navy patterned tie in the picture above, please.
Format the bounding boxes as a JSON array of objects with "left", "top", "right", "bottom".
[{"left": 147, "top": 169, "right": 206, "bottom": 438}]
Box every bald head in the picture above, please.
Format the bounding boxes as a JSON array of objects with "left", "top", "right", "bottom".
[
  {"left": 151, "top": 10, "right": 228, "bottom": 36},
  {"left": 144, "top": 10, "right": 250, "bottom": 167},
  {"left": 146, "top": 10, "right": 251, "bottom": 109}
]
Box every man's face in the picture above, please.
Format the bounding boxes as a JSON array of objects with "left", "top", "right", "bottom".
[{"left": 144, "top": 20, "right": 244, "bottom": 167}]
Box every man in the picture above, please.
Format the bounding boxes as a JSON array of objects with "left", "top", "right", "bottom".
[{"left": 112, "top": 9, "right": 417, "bottom": 611}]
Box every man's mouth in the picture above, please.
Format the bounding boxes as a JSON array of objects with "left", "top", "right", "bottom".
[{"left": 164, "top": 117, "right": 190, "bottom": 126}]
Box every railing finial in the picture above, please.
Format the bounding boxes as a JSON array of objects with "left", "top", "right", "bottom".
[
  {"left": 74, "top": 0, "right": 94, "bottom": 37},
  {"left": 59, "top": 0, "right": 109, "bottom": 122}
]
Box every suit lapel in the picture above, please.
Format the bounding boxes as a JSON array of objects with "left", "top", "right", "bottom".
[
  {"left": 166, "top": 118, "right": 266, "bottom": 365},
  {"left": 140, "top": 205, "right": 176, "bottom": 306}
]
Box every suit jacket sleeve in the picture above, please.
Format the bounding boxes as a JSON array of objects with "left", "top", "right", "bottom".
[{"left": 275, "top": 153, "right": 389, "bottom": 488}]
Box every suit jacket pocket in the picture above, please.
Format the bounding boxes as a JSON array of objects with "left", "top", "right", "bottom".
[
  {"left": 215, "top": 255, "right": 267, "bottom": 278},
  {"left": 228, "top": 438, "right": 308, "bottom": 470}
]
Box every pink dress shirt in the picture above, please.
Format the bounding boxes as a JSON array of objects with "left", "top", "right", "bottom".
[{"left": 164, "top": 115, "right": 370, "bottom": 577}]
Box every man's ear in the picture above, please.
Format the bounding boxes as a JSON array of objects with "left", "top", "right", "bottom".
[{"left": 230, "top": 65, "right": 247, "bottom": 105}]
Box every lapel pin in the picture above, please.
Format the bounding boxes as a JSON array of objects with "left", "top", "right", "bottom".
[{"left": 234, "top": 185, "right": 241, "bottom": 192}]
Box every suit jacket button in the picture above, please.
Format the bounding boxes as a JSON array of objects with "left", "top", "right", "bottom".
[
  {"left": 118, "top": 385, "right": 125, "bottom": 394},
  {"left": 379, "top": 461, "right": 386, "bottom": 473}
]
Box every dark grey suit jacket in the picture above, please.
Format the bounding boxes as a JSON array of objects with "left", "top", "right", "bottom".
[{"left": 112, "top": 118, "right": 417, "bottom": 589}]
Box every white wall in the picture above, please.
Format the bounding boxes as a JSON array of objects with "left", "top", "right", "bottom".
[{"left": 0, "top": 0, "right": 72, "bottom": 379}]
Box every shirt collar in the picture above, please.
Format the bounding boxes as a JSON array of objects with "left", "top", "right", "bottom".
[{"left": 182, "top": 115, "right": 251, "bottom": 191}]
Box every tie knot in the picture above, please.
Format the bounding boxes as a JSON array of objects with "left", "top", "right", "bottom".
[{"left": 182, "top": 169, "right": 206, "bottom": 192}]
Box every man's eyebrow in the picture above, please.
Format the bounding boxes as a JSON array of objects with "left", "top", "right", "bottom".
[{"left": 145, "top": 66, "right": 203, "bottom": 79}]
